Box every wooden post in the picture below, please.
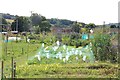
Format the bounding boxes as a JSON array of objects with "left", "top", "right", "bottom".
[
  {"left": 103, "top": 21, "right": 105, "bottom": 33},
  {"left": 27, "top": 43, "right": 29, "bottom": 60},
  {"left": 6, "top": 34, "right": 8, "bottom": 43},
  {"left": 11, "top": 57, "right": 13, "bottom": 79},
  {"left": 1, "top": 60, "right": 3, "bottom": 79},
  {"left": 5, "top": 42, "right": 7, "bottom": 56},
  {"left": 13, "top": 61, "right": 16, "bottom": 78},
  {"left": 26, "top": 33, "right": 27, "bottom": 43},
  {"left": 16, "top": 34, "right": 18, "bottom": 43}
]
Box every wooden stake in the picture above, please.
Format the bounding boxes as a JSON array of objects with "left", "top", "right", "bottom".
[
  {"left": 11, "top": 57, "right": 13, "bottom": 79},
  {"left": 13, "top": 61, "right": 16, "bottom": 78},
  {"left": 1, "top": 60, "right": 3, "bottom": 79}
]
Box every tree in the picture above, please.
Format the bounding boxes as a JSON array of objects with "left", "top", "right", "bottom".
[
  {"left": 110, "top": 25, "right": 116, "bottom": 28},
  {"left": 11, "top": 16, "right": 31, "bottom": 32},
  {"left": 85, "top": 23, "right": 96, "bottom": 29},
  {"left": 71, "top": 22, "right": 81, "bottom": 33},
  {"left": 30, "top": 13, "right": 42, "bottom": 26},
  {"left": 30, "top": 13, "right": 51, "bottom": 33},
  {"left": 2, "top": 18, "right": 8, "bottom": 24},
  {"left": 39, "top": 21, "right": 51, "bottom": 32},
  {"left": 48, "top": 18, "right": 74, "bottom": 27},
  {"left": 1, "top": 18, "right": 8, "bottom": 32}
]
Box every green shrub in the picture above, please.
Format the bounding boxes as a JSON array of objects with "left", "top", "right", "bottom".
[
  {"left": 91, "top": 33, "right": 117, "bottom": 62},
  {"left": 28, "top": 34, "right": 40, "bottom": 40}
]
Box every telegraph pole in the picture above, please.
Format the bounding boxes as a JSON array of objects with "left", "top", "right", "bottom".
[
  {"left": 16, "top": 18, "right": 18, "bottom": 43},
  {"left": 30, "top": 11, "right": 33, "bottom": 33},
  {"left": 103, "top": 21, "right": 105, "bottom": 33},
  {"left": 16, "top": 19, "right": 18, "bottom": 32}
]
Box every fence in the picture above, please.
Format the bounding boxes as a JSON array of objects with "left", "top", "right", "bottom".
[{"left": 1, "top": 57, "right": 16, "bottom": 79}]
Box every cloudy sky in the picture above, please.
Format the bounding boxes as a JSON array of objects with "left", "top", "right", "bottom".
[{"left": 0, "top": 0, "right": 119, "bottom": 25}]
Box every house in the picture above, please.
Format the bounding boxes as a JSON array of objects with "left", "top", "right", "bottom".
[
  {"left": 50, "top": 26, "right": 73, "bottom": 34},
  {"left": 50, "top": 26, "right": 63, "bottom": 33}
]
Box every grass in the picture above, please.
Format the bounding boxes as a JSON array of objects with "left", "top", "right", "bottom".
[
  {"left": 2, "top": 41, "right": 40, "bottom": 59},
  {"left": 16, "top": 62, "right": 119, "bottom": 78},
  {"left": 1, "top": 39, "right": 119, "bottom": 79},
  {"left": 2, "top": 41, "right": 41, "bottom": 78}
]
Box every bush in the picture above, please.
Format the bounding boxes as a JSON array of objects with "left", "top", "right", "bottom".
[
  {"left": 62, "top": 33, "right": 91, "bottom": 47},
  {"left": 91, "top": 33, "right": 117, "bottom": 62},
  {"left": 28, "top": 34, "right": 40, "bottom": 40}
]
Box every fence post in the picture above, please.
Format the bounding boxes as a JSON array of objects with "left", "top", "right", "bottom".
[
  {"left": 11, "top": 57, "right": 13, "bottom": 79},
  {"left": 1, "top": 60, "right": 3, "bottom": 79},
  {"left": 13, "top": 61, "right": 16, "bottom": 78},
  {"left": 5, "top": 42, "right": 7, "bottom": 56}
]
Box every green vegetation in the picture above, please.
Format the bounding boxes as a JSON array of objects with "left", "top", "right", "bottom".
[
  {"left": 1, "top": 30, "right": 119, "bottom": 78},
  {"left": 16, "top": 62, "right": 118, "bottom": 78},
  {"left": 2, "top": 13, "right": 98, "bottom": 33},
  {"left": 1, "top": 13, "right": 119, "bottom": 79}
]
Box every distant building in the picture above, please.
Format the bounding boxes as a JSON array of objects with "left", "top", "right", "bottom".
[{"left": 50, "top": 26, "right": 73, "bottom": 34}]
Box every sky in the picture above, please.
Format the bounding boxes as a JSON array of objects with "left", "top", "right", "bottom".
[{"left": 0, "top": 0, "right": 119, "bottom": 25}]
